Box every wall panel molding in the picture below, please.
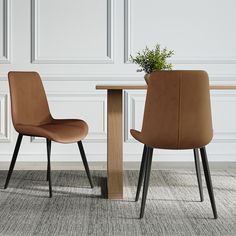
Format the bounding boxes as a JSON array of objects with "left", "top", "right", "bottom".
[
  {"left": 31, "top": 0, "right": 114, "bottom": 64},
  {"left": 0, "top": 94, "right": 10, "bottom": 142},
  {"left": 124, "top": 0, "right": 131, "bottom": 63},
  {"left": 124, "top": 0, "right": 236, "bottom": 64},
  {"left": 2, "top": 73, "right": 236, "bottom": 83},
  {"left": 211, "top": 91, "right": 236, "bottom": 142},
  {"left": 0, "top": 0, "right": 11, "bottom": 63},
  {"left": 1, "top": 154, "right": 236, "bottom": 163},
  {"left": 124, "top": 91, "right": 143, "bottom": 142}
]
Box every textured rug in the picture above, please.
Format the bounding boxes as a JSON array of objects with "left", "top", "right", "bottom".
[{"left": 0, "top": 169, "right": 236, "bottom": 236}]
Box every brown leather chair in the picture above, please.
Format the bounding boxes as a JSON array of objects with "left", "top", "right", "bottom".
[
  {"left": 131, "top": 70, "right": 217, "bottom": 219},
  {"left": 4, "top": 71, "right": 94, "bottom": 197}
]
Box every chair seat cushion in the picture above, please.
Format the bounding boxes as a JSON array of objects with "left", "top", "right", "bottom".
[
  {"left": 15, "top": 119, "right": 88, "bottom": 143},
  {"left": 130, "top": 129, "right": 143, "bottom": 143}
]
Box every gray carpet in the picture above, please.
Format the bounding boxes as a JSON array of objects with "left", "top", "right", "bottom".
[{"left": 0, "top": 169, "right": 236, "bottom": 236}]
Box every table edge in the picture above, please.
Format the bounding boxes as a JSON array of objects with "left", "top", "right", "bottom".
[{"left": 96, "top": 85, "right": 236, "bottom": 90}]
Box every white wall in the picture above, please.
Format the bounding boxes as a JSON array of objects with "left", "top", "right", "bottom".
[{"left": 0, "top": 0, "right": 236, "bottom": 163}]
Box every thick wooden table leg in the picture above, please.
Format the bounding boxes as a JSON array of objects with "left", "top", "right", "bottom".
[{"left": 107, "top": 89, "right": 123, "bottom": 199}]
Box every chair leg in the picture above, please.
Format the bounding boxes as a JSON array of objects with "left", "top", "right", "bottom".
[
  {"left": 46, "top": 139, "right": 52, "bottom": 198},
  {"left": 135, "top": 145, "right": 147, "bottom": 201},
  {"left": 140, "top": 147, "right": 153, "bottom": 219},
  {"left": 77, "top": 141, "right": 94, "bottom": 188},
  {"left": 193, "top": 148, "right": 204, "bottom": 202},
  {"left": 4, "top": 134, "right": 23, "bottom": 189},
  {"left": 200, "top": 147, "right": 218, "bottom": 219},
  {"left": 46, "top": 159, "right": 49, "bottom": 181}
]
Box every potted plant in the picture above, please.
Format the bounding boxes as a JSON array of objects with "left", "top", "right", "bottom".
[{"left": 130, "top": 44, "right": 174, "bottom": 83}]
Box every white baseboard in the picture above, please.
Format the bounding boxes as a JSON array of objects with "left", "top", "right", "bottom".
[{"left": 0, "top": 161, "right": 236, "bottom": 170}]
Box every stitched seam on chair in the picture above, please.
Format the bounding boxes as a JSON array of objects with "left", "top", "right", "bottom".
[{"left": 177, "top": 72, "right": 182, "bottom": 149}]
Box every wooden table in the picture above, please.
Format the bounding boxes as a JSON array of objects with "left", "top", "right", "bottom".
[{"left": 96, "top": 84, "right": 236, "bottom": 199}]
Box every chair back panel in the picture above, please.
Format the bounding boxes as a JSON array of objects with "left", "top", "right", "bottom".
[
  {"left": 8, "top": 71, "right": 52, "bottom": 127},
  {"left": 141, "top": 70, "right": 213, "bottom": 149}
]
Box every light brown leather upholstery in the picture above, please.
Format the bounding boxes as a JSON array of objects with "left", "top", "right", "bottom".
[
  {"left": 8, "top": 71, "right": 88, "bottom": 143},
  {"left": 131, "top": 70, "right": 213, "bottom": 149}
]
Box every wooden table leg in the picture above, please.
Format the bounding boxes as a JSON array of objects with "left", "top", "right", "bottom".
[{"left": 107, "top": 89, "right": 123, "bottom": 199}]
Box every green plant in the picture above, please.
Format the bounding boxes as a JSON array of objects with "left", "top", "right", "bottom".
[{"left": 130, "top": 44, "right": 174, "bottom": 74}]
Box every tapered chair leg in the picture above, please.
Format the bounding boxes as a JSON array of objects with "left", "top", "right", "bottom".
[
  {"left": 140, "top": 147, "right": 153, "bottom": 219},
  {"left": 43, "top": 135, "right": 49, "bottom": 182},
  {"left": 46, "top": 139, "right": 52, "bottom": 198},
  {"left": 200, "top": 147, "right": 218, "bottom": 219},
  {"left": 4, "top": 134, "right": 23, "bottom": 189},
  {"left": 77, "top": 141, "right": 94, "bottom": 188},
  {"left": 135, "top": 145, "right": 147, "bottom": 201},
  {"left": 193, "top": 148, "right": 204, "bottom": 202},
  {"left": 46, "top": 160, "right": 49, "bottom": 181}
]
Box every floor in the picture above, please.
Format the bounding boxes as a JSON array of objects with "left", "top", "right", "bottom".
[{"left": 0, "top": 169, "right": 235, "bottom": 236}]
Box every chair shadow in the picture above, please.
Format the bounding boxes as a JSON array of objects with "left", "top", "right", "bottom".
[
  {"left": 0, "top": 188, "right": 102, "bottom": 199},
  {"left": 0, "top": 175, "right": 107, "bottom": 199},
  {"left": 153, "top": 198, "right": 200, "bottom": 203}
]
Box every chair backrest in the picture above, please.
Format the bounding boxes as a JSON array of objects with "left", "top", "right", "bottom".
[
  {"left": 141, "top": 70, "right": 213, "bottom": 149},
  {"left": 8, "top": 71, "right": 52, "bottom": 127}
]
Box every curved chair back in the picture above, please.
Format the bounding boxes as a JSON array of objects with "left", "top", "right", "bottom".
[
  {"left": 141, "top": 70, "right": 213, "bottom": 149},
  {"left": 8, "top": 71, "right": 52, "bottom": 127}
]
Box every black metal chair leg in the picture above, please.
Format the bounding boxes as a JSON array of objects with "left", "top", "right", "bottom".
[
  {"left": 4, "top": 134, "right": 23, "bottom": 189},
  {"left": 135, "top": 145, "right": 147, "bottom": 201},
  {"left": 140, "top": 147, "right": 153, "bottom": 219},
  {"left": 193, "top": 148, "right": 204, "bottom": 202},
  {"left": 200, "top": 147, "right": 218, "bottom": 219},
  {"left": 77, "top": 141, "right": 94, "bottom": 188},
  {"left": 46, "top": 160, "right": 49, "bottom": 181},
  {"left": 46, "top": 139, "right": 52, "bottom": 198}
]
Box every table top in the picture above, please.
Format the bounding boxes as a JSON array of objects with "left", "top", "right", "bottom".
[
  {"left": 96, "top": 85, "right": 236, "bottom": 90},
  {"left": 96, "top": 85, "right": 147, "bottom": 90}
]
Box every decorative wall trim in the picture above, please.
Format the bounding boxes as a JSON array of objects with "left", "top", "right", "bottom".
[
  {"left": 124, "top": 0, "right": 131, "bottom": 63},
  {"left": 124, "top": 90, "right": 236, "bottom": 143},
  {"left": 31, "top": 0, "right": 114, "bottom": 64},
  {"left": 1, "top": 73, "right": 236, "bottom": 83},
  {"left": 124, "top": 0, "right": 236, "bottom": 64},
  {"left": 31, "top": 92, "right": 107, "bottom": 143},
  {"left": 40, "top": 74, "right": 144, "bottom": 81},
  {"left": 1, "top": 154, "right": 236, "bottom": 163},
  {"left": 0, "top": 94, "right": 10, "bottom": 142},
  {"left": 124, "top": 91, "right": 144, "bottom": 142},
  {"left": 211, "top": 91, "right": 236, "bottom": 142},
  {"left": 0, "top": 0, "right": 11, "bottom": 63},
  {"left": 1, "top": 160, "right": 236, "bottom": 170}
]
